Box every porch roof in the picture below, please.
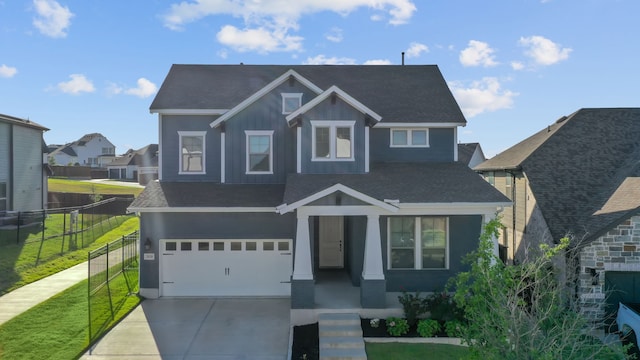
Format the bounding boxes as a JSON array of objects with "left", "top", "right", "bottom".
[{"left": 282, "top": 162, "right": 510, "bottom": 206}]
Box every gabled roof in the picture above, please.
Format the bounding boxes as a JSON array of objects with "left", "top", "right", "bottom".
[
  {"left": 285, "top": 85, "right": 382, "bottom": 126},
  {"left": 150, "top": 64, "right": 466, "bottom": 125},
  {"left": 0, "top": 113, "right": 48, "bottom": 131},
  {"left": 108, "top": 144, "right": 158, "bottom": 167},
  {"left": 474, "top": 108, "right": 640, "bottom": 244},
  {"left": 49, "top": 144, "right": 77, "bottom": 157},
  {"left": 457, "top": 142, "right": 485, "bottom": 166}
]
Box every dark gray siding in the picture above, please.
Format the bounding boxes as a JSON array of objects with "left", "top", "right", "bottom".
[
  {"left": 139, "top": 212, "right": 295, "bottom": 289},
  {"left": 370, "top": 127, "right": 455, "bottom": 163},
  {"left": 300, "top": 98, "right": 366, "bottom": 174},
  {"left": 160, "top": 115, "right": 221, "bottom": 182},
  {"left": 223, "top": 81, "right": 308, "bottom": 183},
  {"left": 346, "top": 216, "right": 366, "bottom": 286},
  {"left": 382, "top": 215, "right": 481, "bottom": 291}
]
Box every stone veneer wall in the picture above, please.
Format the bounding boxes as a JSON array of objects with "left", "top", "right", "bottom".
[{"left": 579, "top": 215, "right": 640, "bottom": 321}]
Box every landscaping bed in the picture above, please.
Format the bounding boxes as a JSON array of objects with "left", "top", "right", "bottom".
[{"left": 291, "top": 323, "right": 319, "bottom": 360}]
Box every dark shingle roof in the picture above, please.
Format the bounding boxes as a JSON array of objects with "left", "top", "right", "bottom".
[
  {"left": 475, "top": 108, "right": 640, "bottom": 244},
  {"left": 108, "top": 144, "right": 158, "bottom": 167},
  {"left": 129, "top": 182, "right": 286, "bottom": 209},
  {"left": 0, "top": 113, "right": 48, "bottom": 131},
  {"left": 283, "top": 162, "right": 510, "bottom": 205},
  {"left": 150, "top": 64, "right": 466, "bottom": 124},
  {"left": 457, "top": 143, "right": 484, "bottom": 166}
]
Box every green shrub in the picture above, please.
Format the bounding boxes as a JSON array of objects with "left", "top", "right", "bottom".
[
  {"left": 397, "top": 291, "right": 428, "bottom": 326},
  {"left": 426, "top": 290, "right": 463, "bottom": 322},
  {"left": 385, "top": 317, "right": 409, "bottom": 337},
  {"left": 444, "top": 320, "right": 464, "bottom": 338},
  {"left": 417, "top": 319, "right": 441, "bottom": 337}
]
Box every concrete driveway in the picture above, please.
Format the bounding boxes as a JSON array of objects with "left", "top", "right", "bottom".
[{"left": 82, "top": 298, "right": 291, "bottom": 360}]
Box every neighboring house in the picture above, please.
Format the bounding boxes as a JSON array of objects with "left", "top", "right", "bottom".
[
  {"left": 128, "top": 65, "right": 510, "bottom": 321},
  {"left": 48, "top": 133, "right": 115, "bottom": 167},
  {"left": 457, "top": 142, "right": 486, "bottom": 168},
  {"left": 474, "top": 108, "right": 640, "bottom": 323},
  {"left": 107, "top": 144, "right": 158, "bottom": 184},
  {"left": 0, "top": 113, "right": 49, "bottom": 212}
]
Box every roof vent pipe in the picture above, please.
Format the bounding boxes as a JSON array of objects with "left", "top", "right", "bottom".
[{"left": 402, "top": 52, "right": 405, "bottom": 65}]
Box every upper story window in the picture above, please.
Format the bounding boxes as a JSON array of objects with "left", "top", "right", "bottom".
[
  {"left": 101, "top": 147, "right": 114, "bottom": 155},
  {"left": 246, "top": 130, "right": 274, "bottom": 174},
  {"left": 486, "top": 171, "right": 495, "bottom": 186},
  {"left": 179, "top": 131, "right": 206, "bottom": 174},
  {"left": 311, "top": 120, "right": 355, "bottom": 161},
  {"left": 388, "top": 216, "right": 448, "bottom": 270},
  {"left": 390, "top": 129, "right": 429, "bottom": 148},
  {"left": 282, "top": 93, "right": 303, "bottom": 114}
]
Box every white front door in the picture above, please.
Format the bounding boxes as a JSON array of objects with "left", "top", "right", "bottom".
[{"left": 319, "top": 216, "right": 344, "bottom": 268}]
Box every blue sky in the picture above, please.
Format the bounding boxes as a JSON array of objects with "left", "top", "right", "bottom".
[{"left": 1, "top": 0, "right": 638, "bottom": 157}]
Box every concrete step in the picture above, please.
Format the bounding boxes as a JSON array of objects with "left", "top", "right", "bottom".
[
  {"left": 320, "top": 336, "right": 365, "bottom": 349},
  {"left": 319, "top": 323, "right": 363, "bottom": 337},
  {"left": 318, "top": 312, "right": 361, "bottom": 326},
  {"left": 319, "top": 347, "right": 367, "bottom": 360}
]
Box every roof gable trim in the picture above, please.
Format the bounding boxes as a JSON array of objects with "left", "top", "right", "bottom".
[
  {"left": 276, "top": 183, "right": 398, "bottom": 214},
  {"left": 210, "top": 69, "right": 323, "bottom": 128},
  {"left": 285, "top": 85, "right": 383, "bottom": 125},
  {"left": 152, "top": 109, "right": 229, "bottom": 115}
]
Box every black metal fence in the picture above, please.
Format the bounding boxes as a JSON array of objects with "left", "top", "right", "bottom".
[{"left": 88, "top": 230, "right": 139, "bottom": 342}]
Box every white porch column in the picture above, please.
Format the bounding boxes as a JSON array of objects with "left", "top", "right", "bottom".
[
  {"left": 362, "top": 214, "right": 385, "bottom": 280},
  {"left": 292, "top": 214, "right": 313, "bottom": 280}
]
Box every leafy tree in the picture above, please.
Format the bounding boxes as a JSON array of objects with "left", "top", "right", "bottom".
[{"left": 448, "top": 217, "right": 630, "bottom": 360}]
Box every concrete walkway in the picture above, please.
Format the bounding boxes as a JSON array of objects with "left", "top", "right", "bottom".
[{"left": 0, "top": 261, "right": 88, "bottom": 326}]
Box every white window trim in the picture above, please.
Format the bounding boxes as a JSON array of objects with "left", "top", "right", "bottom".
[
  {"left": 311, "top": 120, "right": 355, "bottom": 162},
  {"left": 390, "top": 128, "right": 430, "bottom": 148},
  {"left": 387, "top": 216, "right": 449, "bottom": 270},
  {"left": 178, "top": 131, "right": 207, "bottom": 175},
  {"left": 282, "top": 93, "right": 303, "bottom": 114},
  {"left": 245, "top": 130, "right": 274, "bottom": 175}
]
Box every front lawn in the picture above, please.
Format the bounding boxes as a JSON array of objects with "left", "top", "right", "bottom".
[
  {"left": 0, "top": 277, "right": 140, "bottom": 360},
  {"left": 365, "top": 342, "right": 469, "bottom": 360},
  {"left": 48, "top": 178, "right": 143, "bottom": 196}
]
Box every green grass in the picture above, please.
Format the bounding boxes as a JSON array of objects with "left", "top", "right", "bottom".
[
  {"left": 48, "top": 178, "right": 143, "bottom": 196},
  {"left": 0, "top": 274, "right": 141, "bottom": 360},
  {"left": 365, "top": 342, "right": 470, "bottom": 360},
  {"left": 0, "top": 216, "right": 139, "bottom": 295}
]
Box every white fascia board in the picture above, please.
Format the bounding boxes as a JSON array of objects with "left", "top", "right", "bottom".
[
  {"left": 210, "top": 69, "right": 323, "bottom": 128},
  {"left": 151, "top": 109, "right": 229, "bottom": 115},
  {"left": 285, "top": 85, "right": 383, "bottom": 125},
  {"left": 394, "top": 202, "right": 511, "bottom": 215},
  {"left": 373, "top": 122, "right": 466, "bottom": 128},
  {"left": 276, "top": 183, "right": 398, "bottom": 214},
  {"left": 127, "top": 207, "right": 276, "bottom": 213}
]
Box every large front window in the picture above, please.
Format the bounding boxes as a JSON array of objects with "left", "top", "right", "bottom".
[
  {"left": 179, "top": 131, "right": 206, "bottom": 174},
  {"left": 245, "top": 130, "right": 273, "bottom": 174},
  {"left": 311, "top": 121, "right": 355, "bottom": 161},
  {"left": 389, "top": 216, "right": 448, "bottom": 269}
]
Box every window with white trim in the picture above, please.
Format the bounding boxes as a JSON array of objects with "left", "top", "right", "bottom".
[
  {"left": 0, "top": 182, "right": 6, "bottom": 211},
  {"left": 245, "top": 130, "right": 274, "bottom": 174},
  {"left": 311, "top": 121, "right": 355, "bottom": 161},
  {"left": 179, "top": 131, "right": 206, "bottom": 174},
  {"left": 282, "top": 93, "right": 303, "bottom": 114},
  {"left": 390, "top": 129, "right": 429, "bottom": 147},
  {"left": 388, "top": 216, "right": 448, "bottom": 269}
]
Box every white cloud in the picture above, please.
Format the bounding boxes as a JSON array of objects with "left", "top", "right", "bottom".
[
  {"left": 217, "top": 24, "right": 303, "bottom": 53},
  {"left": 106, "top": 82, "right": 123, "bottom": 95},
  {"left": 32, "top": 0, "right": 74, "bottom": 38},
  {"left": 459, "top": 40, "right": 498, "bottom": 67},
  {"left": 57, "top": 74, "right": 94, "bottom": 94},
  {"left": 124, "top": 78, "right": 158, "bottom": 98},
  {"left": 363, "top": 59, "right": 392, "bottom": 65},
  {"left": 217, "top": 48, "right": 229, "bottom": 59},
  {"left": 449, "top": 77, "right": 517, "bottom": 118},
  {"left": 518, "top": 35, "right": 571, "bottom": 66},
  {"left": 303, "top": 55, "right": 356, "bottom": 65},
  {"left": 0, "top": 64, "right": 17, "bottom": 78},
  {"left": 162, "top": 0, "right": 416, "bottom": 53},
  {"left": 510, "top": 61, "right": 524, "bottom": 71},
  {"left": 325, "top": 27, "right": 343, "bottom": 43},
  {"left": 405, "top": 42, "right": 428, "bottom": 58}
]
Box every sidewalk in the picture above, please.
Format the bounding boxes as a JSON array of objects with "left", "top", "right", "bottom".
[{"left": 0, "top": 262, "right": 88, "bottom": 326}]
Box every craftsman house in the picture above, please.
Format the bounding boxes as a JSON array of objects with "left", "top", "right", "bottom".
[
  {"left": 107, "top": 144, "right": 158, "bottom": 185},
  {"left": 474, "top": 108, "right": 640, "bottom": 323},
  {"left": 0, "top": 113, "right": 49, "bottom": 213},
  {"left": 128, "top": 65, "right": 509, "bottom": 317},
  {"left": 48, "top": 133, "right": 116, "bottom": 167}
]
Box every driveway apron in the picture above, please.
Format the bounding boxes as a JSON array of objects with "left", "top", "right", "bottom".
[{"left": 82, "top": 298, "right": 290, "bottom": 360}]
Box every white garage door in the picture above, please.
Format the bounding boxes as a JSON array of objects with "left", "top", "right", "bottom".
[{"left": 160, "top": 239, "right": 292, "bottom": 297}]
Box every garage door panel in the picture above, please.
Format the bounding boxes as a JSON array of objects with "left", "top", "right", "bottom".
[{"left": 161, "top": 239, "right": 291, "bottom": 297}]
